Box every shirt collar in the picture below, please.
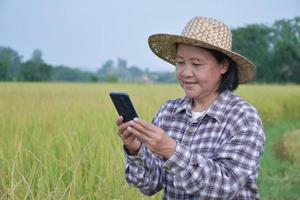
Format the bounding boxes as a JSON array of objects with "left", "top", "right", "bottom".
[
  {"left": 174, "top": 90, "right": 233, "bottom": 123},
  {"left": 174, "top": 96, "right": 192, "bottom": 115},
  {"left": 205, "top": 90, "right": 233, "bottom": 123}
]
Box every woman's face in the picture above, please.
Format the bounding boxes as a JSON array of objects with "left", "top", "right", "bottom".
[{"left": 175, "top": 44, "right": 228, "bottom": 101}]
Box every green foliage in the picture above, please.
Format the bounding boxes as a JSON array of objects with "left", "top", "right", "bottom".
[
  {"left": 50, "top": 65, "right": 95, "bottom": 82},
  {"left": 89, "top": 74, "right": 99, "bottom": 82},
  {"left": 30, "top": 49, "right": 44, "bottom": 64},
  {"left": 0, "top": 61, "right": 10, "bottom": 80},
  {"left": 0, "top": 46, "right": 22, "bottom": 80},
  {"left": 19, "top": 61, "right": 52, "bottom": 81},
  {"left": 232, "top": 24, "right": 273, "bottom": 82},
  {"left": 0, "top": 48, "right": 98, "bottom": 82},
  {"left": 271, "top": 17, "right": 300, "bottom": 83},
  {"left": 232, "top": 16, "right": 300, "bottom": 83}
]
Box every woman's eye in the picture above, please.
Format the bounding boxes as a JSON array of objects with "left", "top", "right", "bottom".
[
  {"left": 176, "top": 61, "right": 184, "bottom": 65},
  {"left": 193, "top": 63, "right": 202, "bottom": 67}
]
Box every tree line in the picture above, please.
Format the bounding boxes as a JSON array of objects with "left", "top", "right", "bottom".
[
  {"left": 232, "top": 16, "right": 300, "bottom": 83},
  {"left": 0, "top": 47, "right": 176, "bottom": 83},
  {"left": 0, "top": 48, "right": 99, "bottom": 82},
  {"left": 0, "top": 16, "right": 299, "bottom": 83}
]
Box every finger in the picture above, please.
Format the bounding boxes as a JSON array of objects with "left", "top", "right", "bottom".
[
  {"left": 116, "top": 116, "right": 123, "bottom": 126},
  {"left": 129, "top": 120, "right": 153, "bottom": 138},
  {"left": 132, "top": 118, "right": 161, "bottom": 137},
  {"left": 121, "top": 130, "right": 133, "bottom": 139},
  {"left": 118, "top": 130, "right": 135, "bottom": 145},
  {"left": 127, "top": 126, "right": 151, "bottom": 144},
  {"left": 134, "top": 118, "right": 157, "bottom": 132},
  {"left": 119, "top": 120, "right": 132, "bottom": 133},
  {"left": 127, "top": 134, "right": 139, "bottom": 143}
]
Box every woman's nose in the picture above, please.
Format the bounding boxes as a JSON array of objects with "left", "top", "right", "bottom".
[{"left": 181, "top": 65, "right": 194, "bottom": 77}]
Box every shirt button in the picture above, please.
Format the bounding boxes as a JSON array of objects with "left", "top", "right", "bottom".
[{"left": 186, "top": 127, "right": 194, "bottom": 134}]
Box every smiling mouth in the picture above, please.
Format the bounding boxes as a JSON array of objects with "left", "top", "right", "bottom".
[{"left": 183, "top": 81, "right": 197, "bottom": 84}]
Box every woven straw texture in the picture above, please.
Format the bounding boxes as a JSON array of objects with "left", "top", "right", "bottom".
[{"left": 148, "top": 17, "right": 256, "bottom": 83}]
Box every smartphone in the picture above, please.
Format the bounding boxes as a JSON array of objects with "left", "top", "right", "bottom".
[{"left": 109, "top": 92, "right": 138, "bottom": 122}]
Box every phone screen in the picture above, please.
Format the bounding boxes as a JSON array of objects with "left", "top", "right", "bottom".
[{"left": 109, "top": 92, "right": 138, "bottom": 122}]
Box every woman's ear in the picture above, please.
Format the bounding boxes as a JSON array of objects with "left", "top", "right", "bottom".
[{"left": 220, "top": 59, "right": 229, "bottom": 74}]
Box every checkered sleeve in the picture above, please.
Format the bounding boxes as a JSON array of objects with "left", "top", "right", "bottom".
[
  {"left": 163, "top": 106, "right": 265, "bottom": 199},
  {"left": 124, "top": 144, "right": 164, "bottom": 195},
  {"left": 124, "top": 104, "right": 166, "bottom": 196}
]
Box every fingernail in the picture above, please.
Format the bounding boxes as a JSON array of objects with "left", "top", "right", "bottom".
[{"left": 133, "top": 118, "right": 138, "bottom": 121}]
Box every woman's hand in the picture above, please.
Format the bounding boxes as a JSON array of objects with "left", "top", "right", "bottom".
[
  {"left": 127, "top": 118, "right": 176, "bottom": 159},
  {"left": 116, "top": 116, "right": 141, "bottom": 155}
]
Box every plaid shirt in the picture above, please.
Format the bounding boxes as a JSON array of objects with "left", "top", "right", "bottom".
[{"left": 125, "top": 90, "right": 265, "bottom": 199}]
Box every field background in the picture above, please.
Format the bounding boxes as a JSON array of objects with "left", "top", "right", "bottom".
[{"left": 0, "top": 83, "right": 300, "bottom": 200}]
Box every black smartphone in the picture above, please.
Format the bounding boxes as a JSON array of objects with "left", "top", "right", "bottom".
[{"left": 109, "top": 92, "right": 138, "bottom": 122}]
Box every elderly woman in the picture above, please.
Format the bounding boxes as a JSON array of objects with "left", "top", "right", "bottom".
[{"left": 116, "top": 17, "right": 265, "bottom": 199}]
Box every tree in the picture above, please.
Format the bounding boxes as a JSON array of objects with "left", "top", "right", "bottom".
[
  {"left": 18, "top": 49, "right": 52, "bottom": 81},
  {"left": 117, "top": 57, "right": 127, "bottom": 69},
  {"left": 19, "top": 61, "right": 52, "bottom": 81},
  {"left": 232, "top": 16, "right": 300, "bottom": 83},
  {"left": 129, "top": 66, "right": 143, "bottom": 76},
  {"left": 232, "top": 24, "right": 273, "bottom": 82},
  {"left": 271, "top": 17, "right": 300, "bottom": 83},
  {"left": 90, "top": 74, "right": 99, "bottom": 82},
  {"left": 0, "top": 61, "right": 10, "bottom": 81},
  {"left": 97, "top": 59, "right": 114, "bottom": 75},
  {"left": 51, "top": 65, "right": 94, "bottom": 82},
  {"left": 0, "top": 46, "right": 22, "bottom": 80},
  {"left": 31, "top": 49, "right": 44, "bottom": 64}
]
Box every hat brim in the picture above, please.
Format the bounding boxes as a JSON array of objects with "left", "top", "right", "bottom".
[{"left": 148, "top": 34, "right": 256, "bottom": 83}]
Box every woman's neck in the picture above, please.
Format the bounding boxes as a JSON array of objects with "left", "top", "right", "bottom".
[{"left": 192, "top": 92, "right": 219, "bottom": 112}]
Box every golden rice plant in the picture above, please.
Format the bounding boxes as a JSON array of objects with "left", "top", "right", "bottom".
[
  {"left": 273, "top": 128, "right": 300, "bottom": 165},
  {"left": 0, "top": 82, "right": 299, "bottom": 199}
]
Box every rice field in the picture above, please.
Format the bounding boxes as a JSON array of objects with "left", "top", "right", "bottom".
[{"left": 0, "top": 83, "right": 300, "bottom": 199}]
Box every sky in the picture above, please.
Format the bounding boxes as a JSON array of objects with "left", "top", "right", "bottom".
[{"left": 0, "top": 0, "right": 299, "bottom": 72}]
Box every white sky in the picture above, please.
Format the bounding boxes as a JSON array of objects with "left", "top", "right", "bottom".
[{"left": 0, "top": 0, "right": 299, "bottom": 72}]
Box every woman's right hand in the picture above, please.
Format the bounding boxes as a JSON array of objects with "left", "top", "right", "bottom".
[{"left": 116, "top": 116, "right": 142, "bottom": 155}]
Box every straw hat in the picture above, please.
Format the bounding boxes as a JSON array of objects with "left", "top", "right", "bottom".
[{"left": 148, "top": 17, "right": 256, "bottom": 83}]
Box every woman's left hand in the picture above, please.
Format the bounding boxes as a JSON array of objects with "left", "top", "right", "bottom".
[{"left": 127, "top": 118, "right": 176, "bottom": 159}]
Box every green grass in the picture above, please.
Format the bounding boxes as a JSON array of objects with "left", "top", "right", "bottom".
[
  {"left": 0, "top": 83, "right": 300, "bottom": 199},
  {"left": 259, "top": 121, "right": 300, "bottom": 200}
]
